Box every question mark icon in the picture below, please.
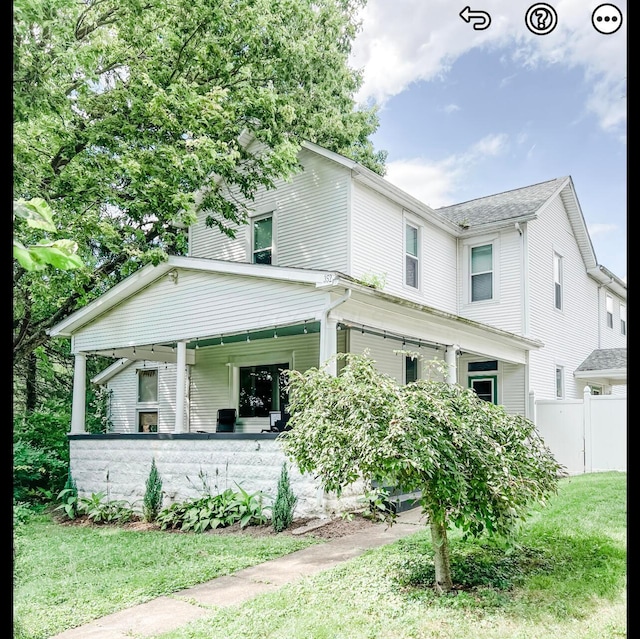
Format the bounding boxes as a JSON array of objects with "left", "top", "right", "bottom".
[{"left": 525, "top": 3, "right": 558, "bottom": 35}]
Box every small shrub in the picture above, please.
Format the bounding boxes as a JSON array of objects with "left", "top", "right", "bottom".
[
  {"left": 142, "top": 458, "right": 163, "bottom": 522},
  {"left": 55, "top": 471, "right": 80, "bottom": 520},
  {"left": 157, "top": 486, "right": 268, "bottom": 532},
  {"left": 272, "top": 463, "right": 297, "bottom": 532},
  {"left": 78, "top": 492, "right": 137, "bottom": 524}
]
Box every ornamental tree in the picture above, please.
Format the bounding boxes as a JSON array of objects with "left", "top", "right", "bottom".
[{"left": 280, "top": 352, "right": 564, "bottom": 593}]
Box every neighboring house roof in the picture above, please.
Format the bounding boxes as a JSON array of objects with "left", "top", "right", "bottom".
[
  {"left": 436, "top": 177, "right": 568, "bottom": 227},
  {"left": 574, "top": 348, "right": 627, "bottom": 384}
]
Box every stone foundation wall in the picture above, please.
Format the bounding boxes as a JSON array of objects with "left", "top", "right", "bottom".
[{"left": 69, "top": 434, "right": 365, "bottom": 519}]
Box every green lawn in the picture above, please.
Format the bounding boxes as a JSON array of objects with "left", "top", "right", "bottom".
[{"left": 14, "top": 472, "right": 626, "bottom": 639}]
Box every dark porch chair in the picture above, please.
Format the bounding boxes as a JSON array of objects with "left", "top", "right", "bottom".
[{"left": 216, "top": 408, "right": 237, "bottom": 433}]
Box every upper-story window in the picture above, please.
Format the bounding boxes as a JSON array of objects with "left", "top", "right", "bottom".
[
  {"left": 606, "top": 294, "right": 614, "bottom": 329},
  {"left": 620, "top": 304, "right": 626, "bottom": 335},
  {"left": 471, "top": 243, "right": 493, "bottom": 302},
  {"left": 252, "top": 215, "right": 273, "bottom": 264},
  {"left": 405, "top": 222, "right": 419, "bottom": 288},
  {"left": 553, "top": 252, "right": 563, "bottom": 310}
]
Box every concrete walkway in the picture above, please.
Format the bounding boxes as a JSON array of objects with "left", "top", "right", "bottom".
[{"left": 50, "top": 508, "right": 426, "bottom": 639}]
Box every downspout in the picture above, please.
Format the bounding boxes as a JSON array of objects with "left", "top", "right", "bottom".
[
  {"left": 318, "top": 288, "right": 352, "bottom": 376},
  {"left": 515, "top": 221, "right": 531, "bottom": 418}
]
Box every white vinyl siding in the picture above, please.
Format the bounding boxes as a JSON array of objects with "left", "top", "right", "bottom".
[
  {"left": 350, "top": 181, "right": 457, "bottom": 313},
  {"left": 189, "top": 333, "right": 319, "bottom": 433},
  {"left": 527, "top": 196, "right": 602, "bottom": 400},
  {"left": 73, "top": 270, "right": 329, "bottom": 353},
  {"left": 107, "top": 362, "right": 181, "bottom": 433},
  {"left": 189, "top": 149, "right": 349, "bottom": 272}
]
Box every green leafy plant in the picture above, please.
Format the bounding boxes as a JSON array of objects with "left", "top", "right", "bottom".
[
  {"left": 54, "top": 471, "right": 80, "bottom": 520},
  {"left": 157, "top": 486, "right": 268, "bottom": 533},
  {"left": 272, "top": 463, "right": 298, "bottom": 532},
  {"left": 142, "top": 459, "right": 163, "bottom": 523},
  {"left": 78, "top": 492, "right": 136, "bottom": 524}
]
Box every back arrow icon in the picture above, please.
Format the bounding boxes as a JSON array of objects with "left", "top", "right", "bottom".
[{"left": 459, "top": 6, "right": 491, "bottom": 30}]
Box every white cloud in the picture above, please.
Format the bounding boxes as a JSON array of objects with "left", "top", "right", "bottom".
[
  {"left": 384, "top": 134, "right": 509, "bottom": 207},
  {"left": 351, "top": 0, "right": 627, "bottom": 134},
  {"left": 442, "top": 103, "right": 460, "bottom": 114},
  {"left": 588, "top": 223, "right": 619, "bottom": 237}
]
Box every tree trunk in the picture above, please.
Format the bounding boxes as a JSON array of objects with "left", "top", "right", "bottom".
[{"left": 429, "top": 517, "right": 454, "bottom": 593}]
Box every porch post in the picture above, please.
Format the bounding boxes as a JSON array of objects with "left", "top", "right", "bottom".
[
  {"left": 444, "top": 345, "right": 458, "bottom": 385},
  {"left": 320, "top": 317, "right": 339, "bottom": 376},
  {"left": 70, "top": 353, "right": 87, "bottom": 434},
  {"left": 174, "top": 340, "right": 187, "bottom": 433}
]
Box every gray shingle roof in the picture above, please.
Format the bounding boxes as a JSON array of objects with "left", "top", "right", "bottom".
[
  {"left": 436, "top": 177, "right": 568, "bottom": 227},
  {"left": 575, "top": 348, "right": 627, "bottom": 372}
]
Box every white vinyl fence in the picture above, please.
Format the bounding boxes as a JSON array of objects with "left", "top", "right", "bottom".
[{"left": 532, "top": 387, "right": 626, "bottom": 475}]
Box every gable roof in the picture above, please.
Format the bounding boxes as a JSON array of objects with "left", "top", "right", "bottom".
[
  {"left": 435, "top": 177, "right": 568, "bottom": 227},
  {"left": 575, "top": 348, "right": 627, "bottom": 373}
]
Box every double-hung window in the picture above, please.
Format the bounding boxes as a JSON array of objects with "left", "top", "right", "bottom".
[
  {"left": 252, "top": 215, "right": 273, "bottom": 264},
  {"left": 405, "top": 222, "right": 419, "bottom": 289},
  {"left": 555, "top": 366, "right": 564, "bottom": 399},
  {"left": 606, "top": 295, "right": 614, "bottom": 329},
  {"left": 471, "top": 244, "right": 493, "bottom": 301},
  {"left": 620, "top": 304, "right": 626, "bottom": 335},
  {"left": 137, "top": 369, "right": 158, "bottom": 432},
  {"left": 553, "top": 252, "right": 563, "bottom": 310}
]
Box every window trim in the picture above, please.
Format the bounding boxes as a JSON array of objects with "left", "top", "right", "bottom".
[
  {"left": 250, "top": 211, "right": 276, "bottom": 265},
  {"left": 403, "top": 219, "right": 420, "bottom": 290},
  {"left": 136, "top": 368, "right": 159, "bottom": 432},
  {"left": 404, "top": 354, "right": 419, "bottom": 384},
  {"left": 620, "top": 303, "right": 626, "bottom": 335},
  {"left": 555, "top": 365, "right": 564, "bottom": 399},
  {"left": 463, "top": 236, "right": 499, "bottom": 305},
  {"left": 553, "top": 251, "right": 563, "bottom": 311},
  {"left": 468, "top": 375, "right": 497, "bottom": 404},
  {"left": 606, "top": 294, "right": 614, "bottom": 329}
]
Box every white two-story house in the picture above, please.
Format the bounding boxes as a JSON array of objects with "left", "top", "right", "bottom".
[{"left": 49, "top": 140, "right": 627, "bottom": 514}]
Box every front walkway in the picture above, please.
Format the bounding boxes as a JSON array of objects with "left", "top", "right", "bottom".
[{"left": 50, "top": 508, "right": 426, "bottom": 639}]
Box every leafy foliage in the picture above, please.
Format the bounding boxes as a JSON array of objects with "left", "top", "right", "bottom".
[
  {"left": 280, "top": 351, "right": 564, "bottom": 592},
  {"left": 157, "top": 486, "right": 268, "bottom": 532},
  {"left": 272, "top": 463, "right": 298, "bottom": 532},
  {"left": 142, "top": 459, "right": 164, "bottom": 523},
  {"left": 13, "top": 0, "right": 386, "bottom": 371},
  {"left": 77, "top": 492, "right": 137, "bottom": 524}
]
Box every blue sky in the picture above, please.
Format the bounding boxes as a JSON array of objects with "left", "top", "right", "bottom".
[{"left": 350, "top": 0, "right": 627, "bottom": 281}]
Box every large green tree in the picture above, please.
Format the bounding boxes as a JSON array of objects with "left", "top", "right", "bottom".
[
  {"left": 13, "top": 0, "right": 386, "bottom": 406},
  {"left": 280, "top": 352, "right": 564, "bottom": 593}
]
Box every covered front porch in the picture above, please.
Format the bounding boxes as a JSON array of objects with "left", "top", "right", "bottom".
[{"left": 49, "top": 256, "right": 543, "bottom": 436}]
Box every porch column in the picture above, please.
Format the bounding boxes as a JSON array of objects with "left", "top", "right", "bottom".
[
  {"left": 444, "top": 345, "right": 458, "bottom": 385},
  {"left": 70, "top": 353, "right": 87, "bottom": 434},
  {"left": 174, "top": 340, "right": 187, "bottom": 433},
  {"left": 319, "top": 317, "right": 338, "bottom": 376}
]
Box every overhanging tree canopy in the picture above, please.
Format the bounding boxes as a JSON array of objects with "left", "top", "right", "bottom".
[{"left": 13, "top": 0, "right": 386, "bottom": 405}]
